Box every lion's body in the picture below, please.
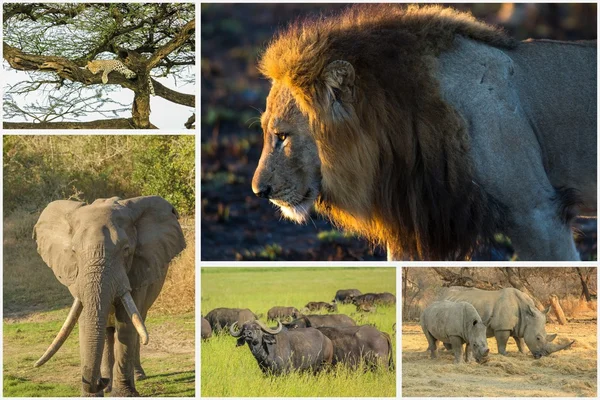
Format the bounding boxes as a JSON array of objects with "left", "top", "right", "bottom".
[{"left": 252, "top": 4, "right": 597, "bottom": 260}]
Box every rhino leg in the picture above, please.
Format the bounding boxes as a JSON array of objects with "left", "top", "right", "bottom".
[
  {"left": 495, "top": 330, "right": 511, "bottom": 355},
  {"left": 449, "top": 336, "right": 464, "bottom": 364},
  {"left": 443, "top": 343, "right": 452, "bottom": 351},
  {"left": 513, "top": 336, "right": 525, "bottom": 353},
  {"left": 423, "top": 329, "right": 438, "bottom": 359},
  {"left": 465, "top": 343, "right": 475, "bottom": 363}
]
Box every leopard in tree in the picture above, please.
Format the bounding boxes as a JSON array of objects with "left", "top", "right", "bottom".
[{"left": 85, "top": 59, "right": 155, "bottom": 95}]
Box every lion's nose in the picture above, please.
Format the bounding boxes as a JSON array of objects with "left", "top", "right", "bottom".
[{"left": 253, "top": 185, "right": 272, "bottom": 199}]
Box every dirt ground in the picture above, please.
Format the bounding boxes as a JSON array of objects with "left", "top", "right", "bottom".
[{"left": 402, "top": 312, "right": 597, "bottom": 397}]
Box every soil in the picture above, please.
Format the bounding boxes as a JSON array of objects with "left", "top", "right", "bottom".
[
  {"left": 402, "top": 311, "right": 597, "bottom": 397},
  {"left": 201, "top": 4, "right": 597, "bottom": 261}
]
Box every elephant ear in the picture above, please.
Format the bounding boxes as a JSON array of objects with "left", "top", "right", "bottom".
[
  {"left": 120, "top": 196, "right": 186, "bottom": 289},
  {"left": 33, "top": 200, "right": 86, "bottom": 287}
]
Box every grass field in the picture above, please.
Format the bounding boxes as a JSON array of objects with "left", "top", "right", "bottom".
[
  {"left": 3, "top": 210, "right": 195, "bottom": 397},
  {"left": 200, "top": 267, "right": 396, "bottom": 397}
]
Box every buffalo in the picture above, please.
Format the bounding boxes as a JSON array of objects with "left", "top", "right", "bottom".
[
  {"left": 205, "top": 307, "right": 257, "bottom": 332},
  {"left": 356, "top": 303, "right": 376, "bottom": 313},
  {"left": 304, "top": 301, "right": 337, "bottom": 312},
  {"left": 267, "top": 306, "right": 301, "bottom": 321},
  {"left": 201, "top": 317, "right": 212, "bottom": 340},
  {"left": 230, "top": 320, "right": 333, "bottom": 374},
  {"left": 351, "top": 292, "right": 396, "bottom": 306},
  {"left": 317, "top": 325, "right": 394, "bottom": 369},
  {"left": 284, "top": 314, "right": 356, "bottom": 329},
  {"left": 333, "top": 289, "right": 362, "bottom": 304}
]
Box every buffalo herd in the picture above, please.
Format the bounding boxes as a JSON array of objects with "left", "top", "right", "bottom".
[{"left": 203, "top": 288, "right": 396, "bottom": 375}]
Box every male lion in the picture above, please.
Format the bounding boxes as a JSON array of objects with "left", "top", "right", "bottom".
[{"left": 252, "top": 5, "right": 597, "bottom": 261}]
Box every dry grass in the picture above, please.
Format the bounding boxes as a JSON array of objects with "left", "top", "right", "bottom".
[{"left": 402, "top": 320, "right": 597, "bottom": 397}]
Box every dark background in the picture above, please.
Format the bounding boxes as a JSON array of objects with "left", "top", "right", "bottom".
[{"left": 201, "top": 3, "right": 597, "bottom": 261}]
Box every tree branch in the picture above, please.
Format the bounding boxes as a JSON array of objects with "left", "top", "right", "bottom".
[
  {"left": 3, "top": 118, "right": 157, "bottom": 129},
  {"left": 147, "top": 19, "right": 195, "bottom": 70},
  {"left": 152, "top": 79, "right": 194, "bottom": 107}
]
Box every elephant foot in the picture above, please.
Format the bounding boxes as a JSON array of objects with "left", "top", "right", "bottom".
[
  {"left": 111, "top": 386, "right": 140, "bottom": 397},
  {"left": 134, "top": 368, "right": 147, "bottom": 381},
  {"left": 81, "top": 391, "right": 104, "bottom": 397}
]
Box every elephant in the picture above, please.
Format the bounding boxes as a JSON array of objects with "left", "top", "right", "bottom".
[{"left": 32, "top": 196, "right": 186, "bottom": 397}]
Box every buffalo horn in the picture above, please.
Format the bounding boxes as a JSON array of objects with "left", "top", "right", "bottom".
[
  {"left": 229, "top": 321, "right": 242, "bottom": 337},
  {"left": 257, "top": 320, "right": 283, "bottom": 334}
]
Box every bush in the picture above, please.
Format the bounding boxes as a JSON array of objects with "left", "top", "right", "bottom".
[{"left": 3, "top": 135, "right": 195, "bottom": 216}]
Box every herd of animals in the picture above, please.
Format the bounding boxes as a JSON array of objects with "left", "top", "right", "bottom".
[
  {"left": 202, "top": 289, "right": 396, "bottom": 374},
  {"left": 420, "top": 287, "right": 575, "bottom": 364}
]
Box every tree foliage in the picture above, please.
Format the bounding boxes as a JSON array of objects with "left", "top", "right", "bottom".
[
  {"left": 3, "top": 3, "right": 195, "bottom": 129},
  {"left": 3, "top": 135, "right": 195, "bottom": 216}
]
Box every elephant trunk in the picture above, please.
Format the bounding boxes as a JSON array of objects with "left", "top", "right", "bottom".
[
  {"left": 79, "top": 272, "right": 117, "bottom": 394},
  {"left": 34, "top": 297, "right": 83, "bottom": 367}
]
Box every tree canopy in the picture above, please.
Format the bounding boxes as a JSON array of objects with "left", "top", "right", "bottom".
[{"left": 3, "top": 3, "right": 195, "bottom": 129}]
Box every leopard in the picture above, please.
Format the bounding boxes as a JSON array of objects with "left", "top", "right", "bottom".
[{"left": 85, "top": 59, "right": 155, "bottom": 95}]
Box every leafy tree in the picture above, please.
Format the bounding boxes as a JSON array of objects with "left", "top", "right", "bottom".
[{"left": 3, "top": 3, "right": 195, "bottom": 129}]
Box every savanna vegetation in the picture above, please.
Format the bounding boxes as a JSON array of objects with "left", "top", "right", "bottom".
[
  {"left": 402, "top": 267, "right": 597, "bottom": 397},
  {"left": 3, "top": 135, "right": 195, "bottom": 396},
  {"left": 201, "top": 267, "right": 396, "bottom": 397},
  {"left": 201, "top": 3, "right": 596, "bottom": 261}
]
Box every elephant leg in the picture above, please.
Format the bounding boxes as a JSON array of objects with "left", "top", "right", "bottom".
[
  {"left": 134, "top": 277, "right": 166, "bottom": 381},
  {"left": 495, "top": 330, "right": 511, "bottom": 355},
  {"left": 449, "top": 336, "right": 464, "bottom": 364},
  {"left": 101, "top": 327, "right": 115, "bottom": 393},
  {"left": 113, "top": 288, "right": 149, "bottom": 397},
  {"left": 513, "top": 335, "right": 526, "bottom": 353}
]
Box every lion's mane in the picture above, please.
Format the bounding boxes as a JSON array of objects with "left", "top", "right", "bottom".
[{"left": 259, "top": 5, "right": 515, "bottom": 259}]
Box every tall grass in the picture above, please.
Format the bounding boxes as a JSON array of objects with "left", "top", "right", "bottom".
[{"left": 201, "top": 267, "right": 396, "bottom": 397}]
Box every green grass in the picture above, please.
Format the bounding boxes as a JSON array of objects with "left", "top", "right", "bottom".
[
  {"left": 3, "top": 311, "right": 195, "bottom": 397},
  {"left": 200, "top": 267, "right": 396, "bottom": 397}
]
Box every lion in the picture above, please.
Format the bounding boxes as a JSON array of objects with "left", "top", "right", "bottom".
[{"left": 251, "top": 4, "right": 597, "bottom": 261}]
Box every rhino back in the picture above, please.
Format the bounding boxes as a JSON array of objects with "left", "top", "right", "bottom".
[{"left": 421, "top": 301, "right": 470, "bottom": 342}]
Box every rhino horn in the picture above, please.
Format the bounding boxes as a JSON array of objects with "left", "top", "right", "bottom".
[{"left": 544, "top": 339, "right": 575, "bottom": 355}]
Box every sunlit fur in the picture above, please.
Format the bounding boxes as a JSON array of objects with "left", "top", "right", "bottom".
[{"left": 258, "top": 4, "right": 514, "bottom": 259}]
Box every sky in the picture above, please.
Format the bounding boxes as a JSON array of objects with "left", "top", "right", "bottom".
[{"left": 3, "top": 66, "right": 195, "bottom": 131}]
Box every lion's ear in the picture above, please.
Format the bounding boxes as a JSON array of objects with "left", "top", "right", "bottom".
[{"left": 321, "top": 60, "right": 355, "bottom": 121}]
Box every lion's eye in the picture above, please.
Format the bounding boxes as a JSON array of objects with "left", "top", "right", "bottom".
[{"left": 275, "top": 132, "right": 288, "bottom": 142}]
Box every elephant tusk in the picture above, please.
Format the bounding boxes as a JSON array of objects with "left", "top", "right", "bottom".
[
  {"left": 34, "top": 297, "right": 83, "bottom": 367},
  {"left": 120, "top": 292, "right": 149, "bottom": 345}
]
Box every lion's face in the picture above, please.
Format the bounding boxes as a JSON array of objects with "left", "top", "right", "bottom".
[{"left": 252, "top": 85, "right": 321, "bottom": 223}]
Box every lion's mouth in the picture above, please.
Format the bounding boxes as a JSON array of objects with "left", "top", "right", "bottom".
[{"left": 270, "top": 187, "right": 319, "bottom": 224}]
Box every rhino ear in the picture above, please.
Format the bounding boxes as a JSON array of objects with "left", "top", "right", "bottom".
[
  {"left": 527, "top": 305, "right": 538, "bottom": 317},
  {"left": 543, "top": 306, "right": 551, "bottom": 315},
  {"left": 34, "top": 200, "right": 86, "bottom": 287}
]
